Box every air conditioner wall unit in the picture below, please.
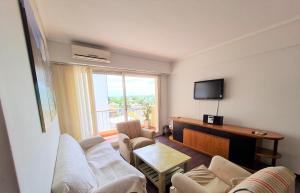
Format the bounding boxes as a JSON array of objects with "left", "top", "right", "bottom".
[{"left": 71, "top": 44, "right": 111, "bottom": 63}]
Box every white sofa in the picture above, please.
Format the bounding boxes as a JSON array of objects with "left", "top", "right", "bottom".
[{"left": 52, "top": 134, "right": 147, "bottom": 193}]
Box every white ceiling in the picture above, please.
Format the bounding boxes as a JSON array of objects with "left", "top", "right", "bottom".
[{"left": 35, "top": 0, "right": 300, "bottom": 61}]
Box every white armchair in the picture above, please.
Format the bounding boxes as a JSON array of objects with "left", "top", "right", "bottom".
[
  {"left": 171, "top": 156, "right": 295, "bottom": 193},
  {"left": 117, "top": 120, "right": 155, "bottom": 164}
]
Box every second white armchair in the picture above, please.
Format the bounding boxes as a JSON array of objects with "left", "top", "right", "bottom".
[{"left": 171, "top": 156, "right": 295, "bottom": 193}]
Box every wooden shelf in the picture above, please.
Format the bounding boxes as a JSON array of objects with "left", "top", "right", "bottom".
[
  {"left": 171, "top": 117, "right": 284, "bottom": 140},
  {"left": 171, "top": 116, "right": 283, "bottom": 168},
  {"left": 256, "top": 147, "right": 281, "bottom": 159}
]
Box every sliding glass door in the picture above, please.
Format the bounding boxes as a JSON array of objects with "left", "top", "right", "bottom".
[
  {"left": 93, "top": 72, "right": 159, "bottom": 134},
  {"left": 93, "top": 74, "right": 126, "bottom": 133},
  {"left": 125, "top": 75, "right": 158, "bottom": 126}
]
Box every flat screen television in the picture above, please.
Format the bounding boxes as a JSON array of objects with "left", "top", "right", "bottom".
[{"left": 194, "top": 79, "right": 224, "bottom": 99}]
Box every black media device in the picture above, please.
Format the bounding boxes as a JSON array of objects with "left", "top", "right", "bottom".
[
  {"left": 203, "top": 114, "right": 224, "bottom": 125},
  {"left": 194, "top": 79, "right": 224, "bottom": 100}
]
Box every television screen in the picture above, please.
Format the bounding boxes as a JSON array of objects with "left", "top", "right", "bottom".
[{"left": 194, "top": 79, "right": 224, "bottom": 99}]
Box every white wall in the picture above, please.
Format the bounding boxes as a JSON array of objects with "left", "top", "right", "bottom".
[
  {"left": 169, "top": 19, "right": 300, "bottom": 173},
  {"left": 47, "top": 41, "right": 172, "bottom": 74},
  {"left": 159, "top": 75, "right": 169, "bottom": 133},
  {"left": 0, "top": 102, "right": 19, "bottom": 193},
  {"left": 0, "top": 1, "right": 60, "bottom": 193}
]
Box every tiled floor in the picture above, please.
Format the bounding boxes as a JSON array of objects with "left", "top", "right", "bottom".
[{"left": 146, "top": 135, "right": 300, "bottom": 193}]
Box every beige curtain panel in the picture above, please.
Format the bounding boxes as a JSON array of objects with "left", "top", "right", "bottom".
[{"left": 52, "top": 64, "right": 97, "bottom": 140}]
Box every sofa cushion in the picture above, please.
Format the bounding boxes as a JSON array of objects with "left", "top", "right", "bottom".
[
  {"left": 185, "top": 165, "right": 231, "bottom": 193},
  {"left": 79, "top": 136, "right": 105, "bottom": 150},
  {"left": 130, "top": 137, "right": 155, "bottom": 150},
  {"left": 85, "top": 141, "right": 145, "bottom": 188},
  {"left": 229, "top": 166, "right": 295, "bottom": 193},
  {"left": 52, "top": 134, "right": 98, "bottom": 193}
]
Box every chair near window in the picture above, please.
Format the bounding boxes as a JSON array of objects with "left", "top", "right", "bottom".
[{"left": 117, "top": 120, "right": 155, "bottom": 164}]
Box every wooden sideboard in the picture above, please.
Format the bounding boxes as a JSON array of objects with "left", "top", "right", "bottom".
[
  {"left": 183, "top": 128, "right": 230, "bottom": 158},
  {"left": 170, "top": 117, "right": 284, "bottom": 170}
]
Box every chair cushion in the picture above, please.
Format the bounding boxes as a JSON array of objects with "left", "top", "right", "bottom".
[
  {"left": 52, "top": 134, "right": 98, "bottom": 193},
  {"left": 130, "top": 137, "right": 155, "bottom": 150},
  {"left": 185, "top": 165, "right": 231, "bottom": 193},
  {"left": 117, "top": 120, "right": 141, "bottom": 139},
  {"left": 229, "top": 166, "right": 295, "bottom": 193}
]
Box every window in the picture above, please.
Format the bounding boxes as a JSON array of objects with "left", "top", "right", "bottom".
[{"left": 93, "top": 72, "right": 159, "bottom": 135}]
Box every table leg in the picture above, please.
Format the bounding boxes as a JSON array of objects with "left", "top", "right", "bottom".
[
  {"left": 272, "top": 140, "right": 279, "bottom": 166},
  {"left": 134, "top": 155, "right": 139, "bottom": 168},
  {"left": 183, "top": 162, "right": 188, "bottom": 172},
  {"left": 158, "top": 173, "right": 166, "bottom": 193}
]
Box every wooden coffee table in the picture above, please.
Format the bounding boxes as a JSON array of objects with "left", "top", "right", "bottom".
[{"left": 133, "top": 143, "right": 191, "bottom": 193}]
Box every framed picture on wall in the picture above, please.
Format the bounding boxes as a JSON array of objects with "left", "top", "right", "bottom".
[{"left": 19, "top": 0, "right": 57, "bottom": 132}]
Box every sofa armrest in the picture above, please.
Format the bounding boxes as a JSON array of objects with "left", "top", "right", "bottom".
[
  {"left": 288, "top": 172, "right": 296, "bottom": 193},
  {"left": 91, "top": 174, "right": 146, "bottom": 193},
  {"left": 208, "top": 156, "right": 251, "bottom": 185},
  {"left": 141, "top": 128, "right": 155, "bottom": 139},
  {"left": 79, "top": 136, "right": 105, "bottom": 150},
  {"left": 118, "top": 133, "right": 132, "bottom": 163},
  {"left": 119, "top": 133, "right": 131, "bottom": 146},
  {"left": 171, "top": 173, "right": 209, "bottom": 193}
]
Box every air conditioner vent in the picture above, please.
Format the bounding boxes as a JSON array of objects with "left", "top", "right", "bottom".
[{"left": 72, "top": 44, "right": 111, "bottom": 63}]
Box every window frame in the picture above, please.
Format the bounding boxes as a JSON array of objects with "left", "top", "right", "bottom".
[{"left": 92, "top": 70, "right": 160, "bottom": 133}]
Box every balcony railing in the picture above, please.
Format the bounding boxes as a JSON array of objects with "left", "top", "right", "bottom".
[
  {"left": 96, "top": 108, "right": 122, "bottom": 132},
  {"left": 95, "top": 106, "right": 157, "bottom": 132}
]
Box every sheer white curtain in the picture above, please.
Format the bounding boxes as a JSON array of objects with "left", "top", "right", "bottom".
[{"left": 52, "top": 64, "right": 97, "bottom": 140}]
